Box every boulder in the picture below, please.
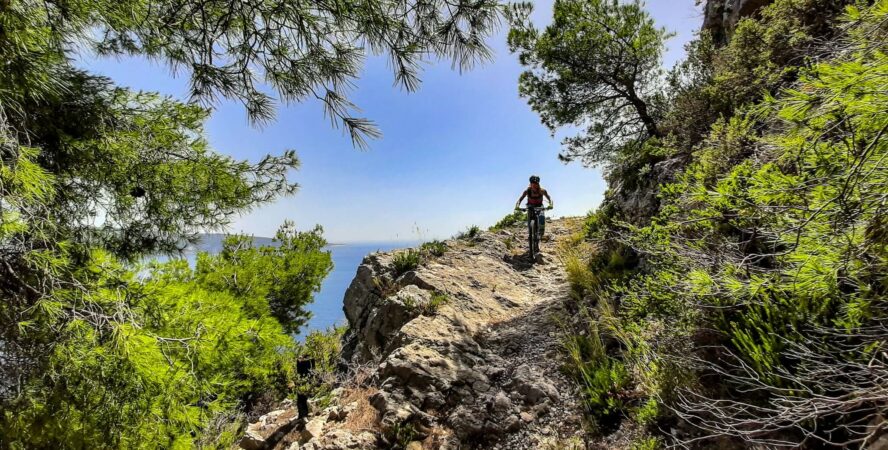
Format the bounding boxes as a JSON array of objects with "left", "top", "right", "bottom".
[
  {"left": 238, "top": 428, "right": 265, "bottom": 450},
  {"left": 301, "top": 416, "right": 327, "bottom": 442},
  {"left": 506, "top": 364, "right": 559, "bottom": 405}
]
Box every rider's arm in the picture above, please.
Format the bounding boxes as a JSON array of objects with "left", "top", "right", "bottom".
[
  {"left": 543, "top": 190, "right": 553, "bottom": 207},
  {"left": 515, "top": 190, "right": 527, "bottom": 209}
]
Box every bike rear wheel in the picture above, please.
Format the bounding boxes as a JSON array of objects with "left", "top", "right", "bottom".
[{"left": 528, "top": 216, "right": 537, "bottom": 261}]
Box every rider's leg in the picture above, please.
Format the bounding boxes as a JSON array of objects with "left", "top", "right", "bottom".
[{"left": 538, "top": 212, "right": 546, "bottom": 237}]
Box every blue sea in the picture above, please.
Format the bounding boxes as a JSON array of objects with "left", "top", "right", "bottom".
[
  {"left": 301, "top": 241, "right": 415, "bottom": 337},
  {"left": 148, "top": 235, "right": 415, "bottom": 339}
]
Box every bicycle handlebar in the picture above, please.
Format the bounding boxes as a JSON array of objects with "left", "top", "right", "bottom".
[{"left": 516, "top": 205, "right": 553, "bottom": 211}]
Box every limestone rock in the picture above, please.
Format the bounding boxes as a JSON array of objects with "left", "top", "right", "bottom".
[
  {"left": 702, "top": 0, "right": 774, "bottom": 43},
  {"left": 506, "top": 364, "right": 559, "bottom": 405},
  {"left": 301, "top": 416, "right": 327, "bottom": 442},
  {"left": 238, "top": 428, "right": 265, "bottom": 450},
  {"left": 282, "top": 219, "right": 586, "bottom": 449},
  {"left": 239, "top": 408, "right": 297, "bottom": 450}
]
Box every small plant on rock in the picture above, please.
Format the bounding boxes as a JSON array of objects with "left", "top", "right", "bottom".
[
  {"left": 563, "top": 322, "right": 630, "bottom": 427},
  {"left": 383, "top": 421, "right": 417, "bottom": 449},
  {"left": 489, "top": 210, "right": 525, "bottom": 231},
  {"left": 392, "top": 248, "right": 422, "bottom": 276},
  {"left": 372, "top": 277, "right": 400, "bottom": 298},
  {"left": 420, "top": 240, "right": 447, "bottom": 257},
  {"left": 457, "top": 225, "right": 481, "bottom": 240},
  {"left": 425, "top": 292, "right": 450, "bottom": 314}
]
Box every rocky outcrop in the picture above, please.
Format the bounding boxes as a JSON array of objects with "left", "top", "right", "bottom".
[
  {"left": 238, "top": 219, "right": 588, "bottom": 449},
  {"left": 325, "top": 219, "right": 584, "bottom": 448},
  {"left": 702, "top": 0, "right": 774, "bottom": 43},
  {"left": 336, "top": 222, "right": 581, "bottom": 448}
]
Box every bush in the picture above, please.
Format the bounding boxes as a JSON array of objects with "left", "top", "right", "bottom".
[
  {"left": 458, "top": 225, "right": 481, "bottom": 240},
  {"left": 582, "top": 205, "right": 614, "bottom": 240},
  {"left": 0, "top": 224, "right": 333, "bottom": 448},
  {"left": 420, "top": 240, "right": 447, "bottom": 257},
  {"left": 425, "top": 292, "right": 450, "bottom": 315},
  {"left": 392, "top": 249, "right": 422, "bottom": 276},
  {"left": 563, "top": 323, "right": 630, "bottom": 424},
  {"left": 563, "top": 251, "right": 597, "bottom": 301},
  {"left": 490, "top": 210, "right": 526, "bottom": 231}
]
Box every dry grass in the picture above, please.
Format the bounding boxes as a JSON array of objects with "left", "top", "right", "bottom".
[
  {"left": 422, "top": 427, "right": 453, "bottom": 449},
  {"left": 338, "top": 386, "right": 381, "bottom": 433},
  {"left": 538, "top": 436, "right": 586, "bottom": 450},
  {"left": 337, "top": 366, "right": 382, "bottom": 433}
]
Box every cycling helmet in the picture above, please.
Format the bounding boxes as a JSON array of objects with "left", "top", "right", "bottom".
[{"left": 529, "top": 175, "right": 540, "bottom": 183}]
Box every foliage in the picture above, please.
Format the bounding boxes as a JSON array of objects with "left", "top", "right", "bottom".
[
  {"left": 424, "top": 292, "right": 451, "bottom": 315},
  {"left": 0, "top": 226, "right": 331, "bottom": 448},
  {"left": 538, "top": 0, "right": 888, "bottom": 446},
  {"left": 0, "top": 0, "right": 504, "bottom": 443},
  {"left": 383, "top": 422, "right": 418, "bottom": 449},
  {"left": 1, "top": 0, "right": 502, "bottom": 442},
  {"left": 458, "top": 225, "right": 482, "bottom": 240},
  {"left": 563, "top": 323, "right": 631, "bottom": 423},
  {"left": 506, "top": 0, "right": 671, "bottom": 167},
  {"left": 297, "top": 326, "right": 347, "bottom": 400},
  {"left": 420, "top": 240, "right": 448, "bottom": 258},
  {"left": 490, "top": 210, "right": 526, "bottom": 231},
  {"left": 392, "top": 249, "right": 422, "bottom": 276},
  {"left": 2, "top": 0, "right": 499, "bottom": 148},
  {"left": 562, "top": 250, "right": 597, "bottom": 301},
  {"left": 629, "top": 436, "right": 661, "bottom": 450},
  {"left": 372, "top": 276, "right": 401, "bottom": 299}
]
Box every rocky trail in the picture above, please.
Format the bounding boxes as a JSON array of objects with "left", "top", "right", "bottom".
[{"left": 240, "top": 218, "right": 593, "bottom": 449}]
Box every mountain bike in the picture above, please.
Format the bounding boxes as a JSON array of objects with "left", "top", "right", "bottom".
[{"left": 517, "top": 205, "right": 552, "bottom": 262}]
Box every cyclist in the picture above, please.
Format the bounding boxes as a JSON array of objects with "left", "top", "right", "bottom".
[{"left": 514, "top": 175, "right": 553, "bottom": 237}]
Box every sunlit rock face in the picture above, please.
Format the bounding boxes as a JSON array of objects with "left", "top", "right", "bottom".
[{"left": 702, "top": 0, "right": 774, "bottom": 43}]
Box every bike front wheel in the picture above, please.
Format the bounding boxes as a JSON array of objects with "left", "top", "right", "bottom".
[{"left": 528, "top": 218, "right": 537, "bottom": 261}]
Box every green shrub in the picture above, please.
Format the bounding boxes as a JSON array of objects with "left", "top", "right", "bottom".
[
  {"left": 563, "top": 323, "right": 630, "bottom": 422},
  {"left": 490, "top": 210, "right": 526, "bottom": 231},
  {"left": 634, "top": 398, "right": 660, "bottom": 425},
  {"left": 300, "top": 325, "right": 347, "bottom": 377},
  {"left": 630, "top": 436, "right": 661, "bottom": 450},
  {"left": 1, "top": 225, "right": 333, "bottom": 448},
  {"left": 457, "top": 225, "right": 481, "bottom": 240},
  {"left": 425, "top": 292, "right": 450, "bottom": 314},
  {"left": 402, "top": 291, "right": 449, "bottom": 316},
  {"left": 420, "top": 240, "right": 447, "bottom": 257},
  {"left": 372, "top": 276, "right": 400, "bottom": 298},
  {"left": 392, "top": 249, "right": 422, "bottom": 276},
  {"left": 383, "top": 422, "right": 417, "bottom": 449},
  {"left": 563, "top": 251, "right": 597, "bottom": 301},
  {"left": 582, "top": 205, "right": 615, "bottom": 240}
]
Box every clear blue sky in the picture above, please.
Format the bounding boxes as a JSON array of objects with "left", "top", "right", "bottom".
[{"left": 76, "top": 0, "right": 702, "bottom": 243}]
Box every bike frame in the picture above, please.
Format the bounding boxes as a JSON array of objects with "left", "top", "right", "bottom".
[{"left": 518, "top": 206, "right": 551, "bottom": 261}]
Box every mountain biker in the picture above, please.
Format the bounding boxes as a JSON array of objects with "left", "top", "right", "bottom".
[{"left": 514, "top": 175, "right": 553, "bottom": 237}]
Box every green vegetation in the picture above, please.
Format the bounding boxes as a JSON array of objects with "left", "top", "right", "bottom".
[
  {"left": 392, "top": 249, "right": 423, "bottom": 276},
  {"left": 383, "top": 422, "right": 418, "bottom": 449},
  {"left": 0, "top": 0, "right": 500, "bottom": 446},
  {"left": 2, "top": 226, "right": 332, "bottom": 448},
  {"left": 517, "top": 0, "right": 886, "bottom": 446},
  {"left": 458, "top": 225, "right": 482, "bottom": 240},
  {"left": 490, "top": 210, "right": 526, "bottom": 231},
  {"left": 563, "top": 321, "right": 630, "bottom": 424},
  {"left": 297, "top": 326, "right": 348, "bottom": 410},
  {"left": 399, "top": 291, "right": 449, "bottom": 316},
  {"left": 425, "top": 292, "right": 451, "bottom": 315},
  {"left": 420, "top": 240, "right": 448, "bottom": 257},
  {"left": 506, "top": 0, "right": 671, "bottom": 166}
]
